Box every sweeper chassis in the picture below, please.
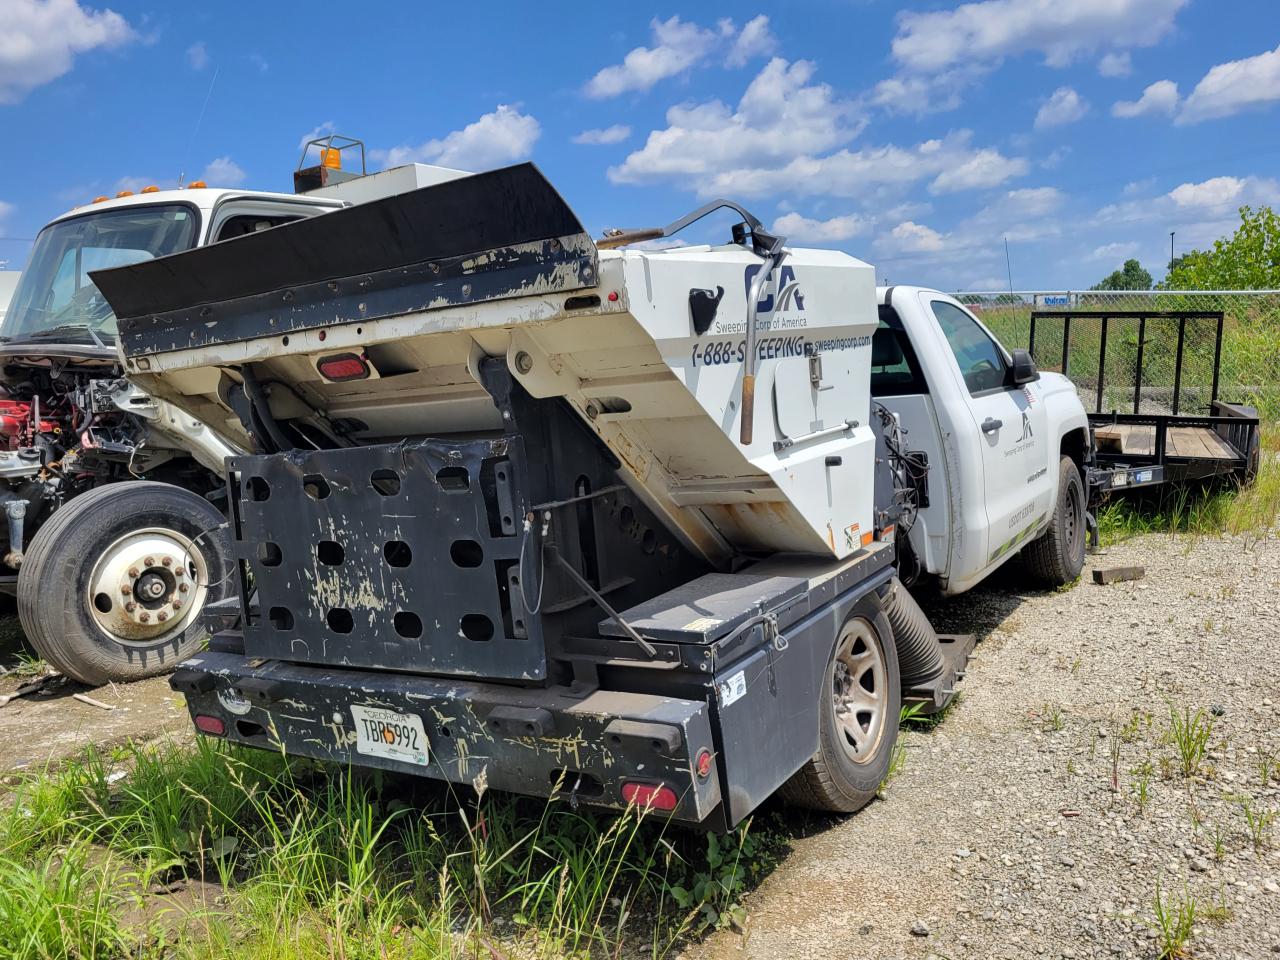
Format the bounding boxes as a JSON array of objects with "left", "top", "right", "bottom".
[{"left": 173, "top": 359, "right": 973, "bottom": 832}]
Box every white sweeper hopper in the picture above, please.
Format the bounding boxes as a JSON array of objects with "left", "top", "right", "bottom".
[{"left": 93, "top": 164, "right": 880, "bottom": 566}]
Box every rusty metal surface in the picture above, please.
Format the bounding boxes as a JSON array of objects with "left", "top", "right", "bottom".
[{"left": 173, "top": 650, "right": 723, "bottom": 823}]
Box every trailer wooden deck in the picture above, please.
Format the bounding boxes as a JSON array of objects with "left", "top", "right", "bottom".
[{"left": 1093, "top": 423, "right": 1239, "bottom": 460}]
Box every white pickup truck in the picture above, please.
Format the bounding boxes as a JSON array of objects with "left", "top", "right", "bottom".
[{"left": 872, "top": 287, "right": 1090, "bottom": 595}]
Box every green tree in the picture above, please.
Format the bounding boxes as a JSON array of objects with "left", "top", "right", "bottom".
[
  {"left": 1164, "top": 205, "right": 1280, "bottom": 289},
  {"left": 1092, "top": 259, "right": 1153, "bottom": 291}
]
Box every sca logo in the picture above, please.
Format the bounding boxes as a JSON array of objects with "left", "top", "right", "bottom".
[{"left": 744, "top": 264, "right": 805, "bottom": 314}]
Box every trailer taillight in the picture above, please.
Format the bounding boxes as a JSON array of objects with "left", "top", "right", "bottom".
[
  {"left": 621, "top": 782, "right": 678, "bottom": 811},
  {"left": 194, "top": 714, "right": 226, "bottom": 736},
  {"left": 695, "top": 748, "right": 714, "bottom": 779},
  {"left": 317, "top": 353, "right": 371, "bottom": 382}
]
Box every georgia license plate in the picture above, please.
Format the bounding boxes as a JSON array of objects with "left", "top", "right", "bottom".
[{"left": 350, "top": 704, "right": 429, "bottom": 765}]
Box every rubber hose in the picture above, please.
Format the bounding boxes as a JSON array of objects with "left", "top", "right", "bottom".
[{"left": 884, "top": 576, "right": 944, "bottom": 686}]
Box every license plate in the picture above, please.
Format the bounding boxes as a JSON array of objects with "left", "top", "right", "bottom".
[{"left": 350, "top": 704, "right": 429, "bottom": 765}]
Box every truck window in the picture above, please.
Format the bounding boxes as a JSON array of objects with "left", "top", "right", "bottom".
[
  {"left": 930, "top": 300, "right": 1008, "bottom": 395},
  {"left": 871, "top": 305, "right": 928, "bottom": 396},
  {"left": 215, "top": 214, "right": 303, "bottom": 242}
]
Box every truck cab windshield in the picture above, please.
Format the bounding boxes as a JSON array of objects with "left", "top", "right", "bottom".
[{"left": 1, "top": 204, "right": 198, "bottom": 343}]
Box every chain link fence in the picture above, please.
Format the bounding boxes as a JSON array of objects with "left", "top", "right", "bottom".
[{"left": 954, "top": 291, "right": 1280, "bottom": 422}]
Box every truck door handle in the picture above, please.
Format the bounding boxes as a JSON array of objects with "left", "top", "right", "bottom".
[{"left": 981, "top": 417, "right": 1003, "bottom": 434}]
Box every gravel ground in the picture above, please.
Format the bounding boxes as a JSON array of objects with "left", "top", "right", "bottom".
[{"left": 696, "top": 530, "right": 1280, "bottom": 960}]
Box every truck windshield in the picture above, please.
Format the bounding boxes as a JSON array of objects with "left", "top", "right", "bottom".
[{"left": 0, "top": 204, "right": 199, "bottom": 343}]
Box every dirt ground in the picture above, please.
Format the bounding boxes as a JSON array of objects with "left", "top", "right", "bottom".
[
  {"left": 0, "top": 611, "right": 188, "bottom": 775},
  {"left": 696, "top": 532, "right": 1280, "bottom": 960},
  {"left": 2, "top": 530, "right": 1277, "bottom": 959}
]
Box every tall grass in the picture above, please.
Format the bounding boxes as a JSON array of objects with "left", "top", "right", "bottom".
[{"left": 0, "top": 740, "right": 782, "bottom": 959}]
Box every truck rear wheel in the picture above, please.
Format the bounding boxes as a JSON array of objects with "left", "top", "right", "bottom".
[
  {"left": 779, "top": 612, "right": 901, "bottom": 813},
  {"left": 17, "top": 481, "right": 231, "bottom": 686},
  {"left": 1023, "top": 455, "right": 1086, "bottom": 587}
]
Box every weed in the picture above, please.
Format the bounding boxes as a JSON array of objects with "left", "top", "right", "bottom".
[
  {"left": 1201, "top": 882, "right": 1232, "bottom": 925},
  {"left": 1119, "top": 708, "right": 1151, "bottom": 743},
  {"left": 1109, "top": 735, "right": 1123, "bottom": 794},
  {"left": 1168, "top": 705, "right": 1214, "bottom": 779},
  {"left": 1065, "top": 757, "right": 1077, "bottom": 777},
  {"left": 1038, "top": 702, "right": 1064, "bottom": 733},
  {"left": 1212, "top": 824, "right": 1225, "bottom": 861},
  {"left": 1070, "top": 657, "right": 1082, "bottom": 675},
  {"left": 1146, "top": 877, "right": 1197, "bottom": 960},
  {"left": 1258, "top": 746, "right": 1276, "bottom": 788},
  {"left": 0, "top": 841, "right": 129, "bottom": 960},
  {"left": 1240, "top": 797, "right": 1276, "bottom": 852},
  {"left": 1131, "top": 761, "right": 1153, "bottom": 812}
]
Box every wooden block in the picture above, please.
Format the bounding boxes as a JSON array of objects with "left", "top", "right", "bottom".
[{"left": 1093, "top": 565, "right": 1146, "bottom": 585}]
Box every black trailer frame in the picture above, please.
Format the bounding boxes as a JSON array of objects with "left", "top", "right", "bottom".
[{"left": 1029, "top": 310, "right": 1261, "bottom": 497}]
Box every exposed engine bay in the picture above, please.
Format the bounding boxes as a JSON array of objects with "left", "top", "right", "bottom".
[{"left": 0, "top": 358, "right": 227, "bottom": 575}]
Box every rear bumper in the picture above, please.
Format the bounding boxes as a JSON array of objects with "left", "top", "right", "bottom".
[{"left": 170, "top": 650, "right": 722, "bottom": 823}]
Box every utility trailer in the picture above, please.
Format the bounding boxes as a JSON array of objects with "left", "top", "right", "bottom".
[
  {"left": 1029, "top": 310, "right": 1262, "bottom": 500},
  {"left": 92, "top": 165, "right": 1093, "bottom": 828}
]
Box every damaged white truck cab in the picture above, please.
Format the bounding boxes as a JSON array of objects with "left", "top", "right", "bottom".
[{"left": 92, "top": 164, "right": 1091, "bottom": 829}]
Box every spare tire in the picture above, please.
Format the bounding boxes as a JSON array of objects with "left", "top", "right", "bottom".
[{"left": 17, "top": 481, "right": 232, "bottom": 686}]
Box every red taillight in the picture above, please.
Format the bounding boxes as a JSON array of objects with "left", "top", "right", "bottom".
[
  {"left": 695, "top": 748, "right": 714, "bottom": 779},
  {"left": 317, "top": 353, "right": 371, "bottom": 382},
  {"left": 194, "top": 714, "right": 226, "bottom": 736},
  {"left": 621, "top": 782, "right": 678, "bottom": 811}
]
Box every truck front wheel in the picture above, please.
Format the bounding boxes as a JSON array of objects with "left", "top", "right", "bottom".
[
  {"left": 17, "top": 481, "right": 232, "bottom": 686},
  {"left": 1023, "top": 456, "right": 1086, "bottom": 587},
  {"left": 779, "top": 612, "right": 901, "bottom": 813}
]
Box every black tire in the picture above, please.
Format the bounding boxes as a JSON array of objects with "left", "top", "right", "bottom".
[
  {"left": 778, "top": 609, "right": 901, "bottom": 814},
  {"left": 17, "top": 481, "right": 231, "bottom": 686},
  {"left": 1023, "top": 455, "right": 1086, "bottom": 587}
]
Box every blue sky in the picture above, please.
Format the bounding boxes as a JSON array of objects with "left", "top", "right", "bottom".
[{"left": 1, "top": 0, "right": 1278, "bottom": 290}]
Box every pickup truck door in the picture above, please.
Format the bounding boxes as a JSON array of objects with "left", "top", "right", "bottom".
[{"left": 923, "top": 295, "right": 1051, "bottom": 566}]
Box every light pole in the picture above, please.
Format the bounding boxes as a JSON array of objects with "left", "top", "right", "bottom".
[{"left": 1169, "top": 231, "right": 1175, "bottom": 271}]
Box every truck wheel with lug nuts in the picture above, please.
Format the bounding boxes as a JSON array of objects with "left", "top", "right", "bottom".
[
  {"left": 1023, "top": 455, "right": 1086, "bottom": 587},
  {"left": 779, "top": 610, "right": 901, "bottom": 813},
  {"left": 17, "top": 481, "right": 231, "bottom": 686}
]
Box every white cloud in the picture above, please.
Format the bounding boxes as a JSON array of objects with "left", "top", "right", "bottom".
[
  {"left": 0, "top": 0, "right": 136, "bottom": 103},
  {"left": 890, "top": 0, "right": 1188, "bottom": 73},
  {"left": 584, "top": 16, "right": 723, "bottom": 98},
  {"left": 726, "top": 15, "right": 776, "bottom": 68},
  {"left": 772, "top": 211, "right": 868, "bottom": 243},
  {"left": 870, "top": 67, "right": 977, "bottom": 115},
  {"left": 1040, "top": 146, "right": 1069, "bottom": 169},
  {"left": 1167, "top": 176, "right": 1245, "bottom": 209},
  {"left": 1090, "top": 241, "right": 1139, "bottom": 261},
  {"left": 612, "top": 59, "right": 1026, "bottom": 200},
  {"left": 928, "top": 144, "right": 1029, "bottom": 194},
  {"left": 1112, "top": 79, "right": 1179, "bottom": 118},
  {"left": 968, "top": 186, "right": 1065, "bottom": 242},
  {"left": 609, "top": 58, "right": 863, "bottom": 194},
  {"left": 884, "top": 221, "right": 947, "bottom": 254},
  {"left": 0, "top": 200, "right": 14, "bottom": 230},
  {"left": 298, "top": 121, "right": 337, "bottom": 151},
  {"left": 1098, "top": 51, "right": 1132, "bottom": 77},
  {"left": 584, "top": 15, "right": 776, "bottom": 98},
  {"left": 202, "top": 156, "right": 247, "bottom": 187},
  {"left": 373, "top": 105, "right": 540, "bottom": 171},
  {"left": 246, "top": 52, "right": 268, "bottom": 72},
  {"left": 186, "top": 41, "right": 208, "bottom": 71},
  {"left": 1178, "top": 42, "right": 1280, "bottom": 124},
  {"left": 572, "top": 124, "right": 631, "bottom": 146},
  {"left": 1123, "top": 177, "right": 1156, "bottom": 195},
  {"left": 1034, "top": 86, "right": 1089, "bottom": 128}
]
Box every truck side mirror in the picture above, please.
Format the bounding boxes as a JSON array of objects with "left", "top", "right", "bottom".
[{"left": 1010, "top": 348, "right": 1039, "bottom": 385}]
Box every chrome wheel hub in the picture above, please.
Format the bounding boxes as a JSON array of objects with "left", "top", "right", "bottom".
[
  {"left": 87, "top": 527, "right": 209, "bottom": 644},
  {"left": 831, "top": 618, "right": 888, "bottom": 764}
]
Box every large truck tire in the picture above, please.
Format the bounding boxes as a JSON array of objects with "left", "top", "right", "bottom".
[
  {"left": 779, "top": 610, "right": 901, "bottom": 814},
  {"left": 1023, "top": 456, "right": 1086, "bottom": 587},
  {"left": 17, "top": 481, "right": 232, "bottom": 686}
]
